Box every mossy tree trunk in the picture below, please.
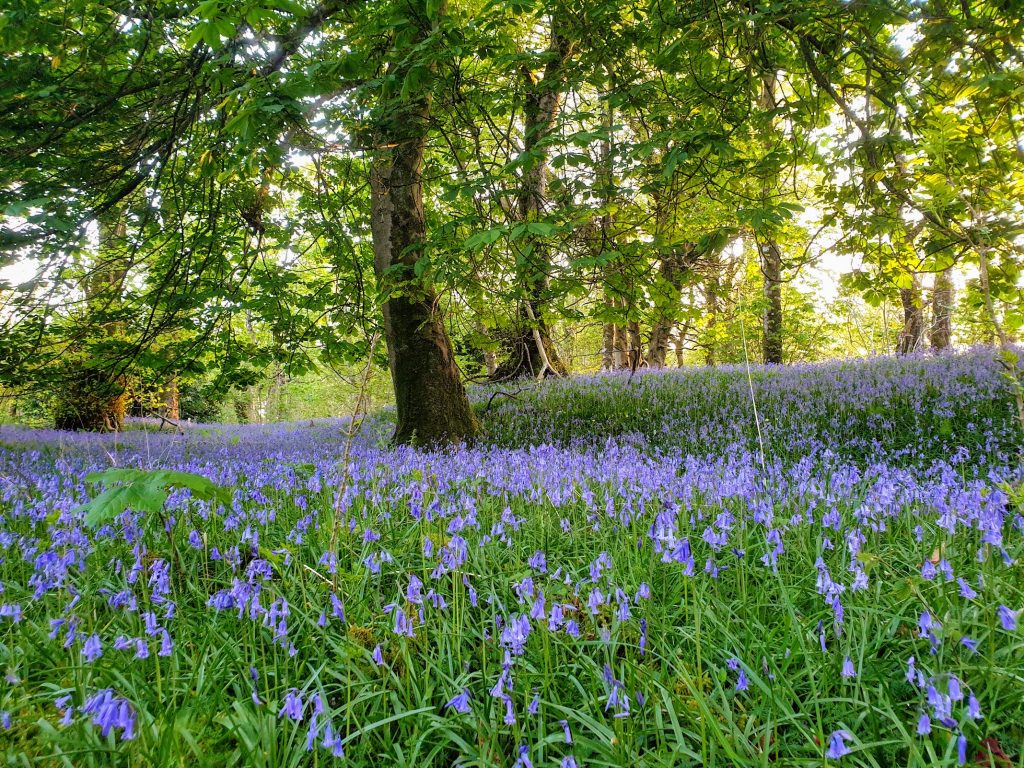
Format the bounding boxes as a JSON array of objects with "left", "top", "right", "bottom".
[{"left": 369, "top": 0, "right": 477, "bottom": 446}]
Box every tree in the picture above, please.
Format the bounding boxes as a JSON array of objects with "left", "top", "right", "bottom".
[{"left": 369, "top": 0, "right": 478, "bottom": 444}]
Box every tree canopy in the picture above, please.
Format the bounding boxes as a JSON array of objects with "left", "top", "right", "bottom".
[{"left": 1, "top": 0, "right": 1022, "bottom": 442}]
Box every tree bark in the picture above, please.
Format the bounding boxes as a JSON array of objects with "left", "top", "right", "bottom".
[
  {"left": 930, "top": 268, "right": 954, "bottom": 351},
  {"left": 760, "top": 237, "right": 784, "bottom": 364},
  {"left": 674, "top": 325, "right": 687, "bottom": 367},
  {"left": 164, "top": 375, "right": 180, "bottom": 422},
  {"left": 495, "top": 17, "right": 574, "bottom": 379},
  {"left": 648, "top": 244, "right": 695, "bottom": 367},
  {"left": 477, "top": 321, "right": 498, "bottom": 377},
  {"left": 602, "top": 308, "right": 616, "bottom": 371},
  {"left": 897, "top": 275, "right": 925, "bottom": 355},
  {"left": 703, "top": 267, "right": 722, "bottom": 366},
  {"left": 599, "top": 91, "right": 623, "bottom": 373},
  {"left": 757, "top": 74, "right": 784, "bottom": 365},
  {"left": 369, "top": 1, "right": 477, "bottom": 445}
]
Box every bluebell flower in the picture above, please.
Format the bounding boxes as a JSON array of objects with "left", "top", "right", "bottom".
[
  {"left": 321, "top": 721, "right": 345, "bottom": 757},
  {"left": 278, "top": 689, "right": 303, "bottom": 721},
  {"left": 81, "top": 689, "right": 135, "bottom": 741},
  {"left": 82, "top": 633, "right": 102, "bottom": 662},
  {"left": 957, "top": 578, "right": 977, "bottom": 599},
  {"left": 916, "top": 712, "right": 931, "bottom": 735},
  {"left": 736, "top": 669, "right": 749, "bottom": 692},
  {"left": 445, "top": 689, "right": 471, "bottom": 714},
  {"left": 825, "top": 729, "right": 852, "bottom": 759},
  {"left": 559, "top": 719, "right": 572, "bottom": 744},
  {"left": 967, "top": 693, "right": 982, "bottom": 720},
  {"left": 841, "top": 657, "right": 856, "bottom": 679},
  {"left": 997, "top": 605, "right": 1018, "bottom": 631}
]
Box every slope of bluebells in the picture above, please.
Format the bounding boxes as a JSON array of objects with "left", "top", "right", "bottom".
[
  {"left": 1, "top": 350, "right": 1022, "bottom": 767},
  {"left": 475, "top": 352, "right": 1022, "bottom": 465}
]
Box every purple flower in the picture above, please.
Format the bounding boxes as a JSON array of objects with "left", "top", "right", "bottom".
[
  {"left": 81, "top": 689, "right": 135, "bottom": 741},
  {"left": 513, "top": 744, "right": 533, "bottom": 768},
  {"left": 158, "top": 630, "right": 174, "bottom": 657},
  {"left": 445, "top": 689, "right": 471, "bottom": 715},
  {"left": 372, "top": 644, "right": 384, "bottom": 666},
  {"left": 735, "top": 669, "right": 749, "bottom": 692},
  {"left": 917, "top": 712, "right": 931, "bottom": 735},
  {"left": 559, "top": 719, "right": 572, "bottom": 744},
  {"left": 957, "top": 578, "right": 977, "bottom": 599},
  {"left": 278, "top": 689, "right": 303, "bottom": 721},
  {"left": 967, "top": 693, "right": 982, "bottom": 720},
  {"left": 321, "top": 721, "right": 345, "bottom": 757},
  {"left": 948, "top": 676, "right": 962, "bottom": 702},
  {"left": 528, "top": 693, "right": 540, "bottom": 715},
  {"left": 997, "top": 605, "right": 1018, "bottom": 631},
  {"left": 82, "top": 634, "right": 102, "bottom": 663},
  {"left": 825, "top": 729, "right": 852, "bottom": 759},
  {"left": 841, "top": 657, "right": 856, "bottom": 679}
]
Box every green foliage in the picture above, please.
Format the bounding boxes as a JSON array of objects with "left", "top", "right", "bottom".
[
  {"left": 0, "top": 0, "right": 1022, "bottom": 424},
  {"left": 77, "top": 468, "right": 230, "bottom": 527}
]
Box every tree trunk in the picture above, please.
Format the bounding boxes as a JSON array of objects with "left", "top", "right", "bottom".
[
  {"left": 602, "top": 312, "right": 616, "bottom": 371},
  {"left": 476, "top": 322, "right": 498, "bottom": 378},
  {"left": 613, "top": 297, "right": 629, "bottom": 368},
  {"left": 930, "top": 268, "right": 954, "bottom": 351},
  {"left": 897, "top": 275, "right": 924, "bottom": 355},
  {"left": 54, "top": 207, "right": 128, "bottom": 431},
  {"left": 163, "top": 375, "right": 180, "bottom": 422},
  {"left": 761, "top": 237, "right": 784, "bottom": 364},
  {"left": 674, "top": 326, "right": 687, "bottom": 367},
  {"left": 757, "top": 74, "right": 784, "bottom": 365},
  {"left": 599, "top": 92, "right": 623, "bottom": 373},
  {"left": 496, "top": 18, "right": 573, "bottom": 379},
  {"left": 703, "top": 269, "right": 721, "bottom": 366},
  {"left": 648, "top": 245, "right": 695, "bottom": 367},
  {"left": 369, "top": 1, "right": 477, "bottom": 445}
]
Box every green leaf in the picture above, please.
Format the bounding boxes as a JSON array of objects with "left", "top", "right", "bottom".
[
  {"left": 463, "top": 227, "right": 505, "bottom": 250},
  {"left": 77, "top": 468, "right": 230, "bottom": 528},
  {"left": 526, "top": 221, "right": 557, "bottom": 237}
]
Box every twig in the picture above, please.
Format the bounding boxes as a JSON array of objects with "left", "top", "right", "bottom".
[
  {"left": 482, "top": 389, "right": 524, "bottom": 415},
  {"left": 329, "top": 332, "right": 381, "bottom": 592},
  {"left": 146, "top": 411, "right": 184, "bottom": 434}
]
